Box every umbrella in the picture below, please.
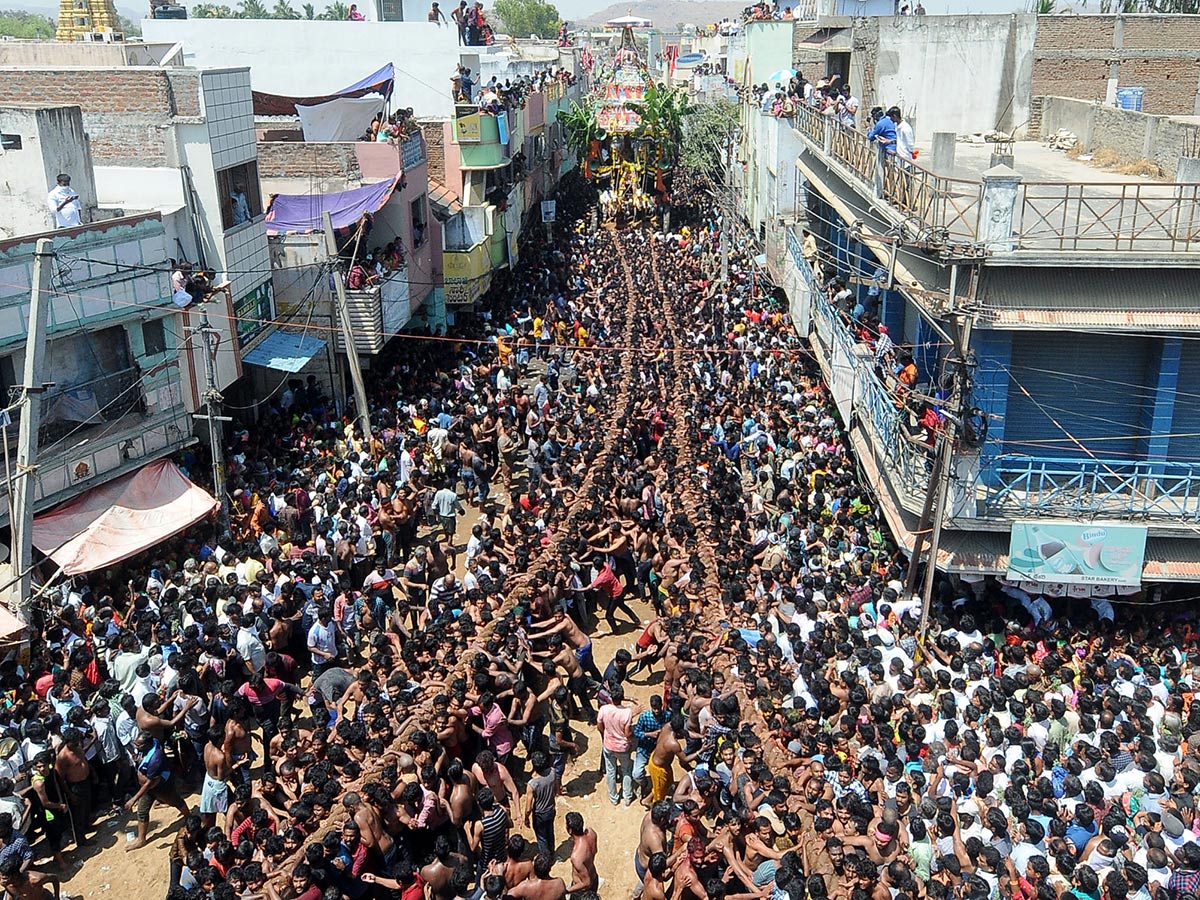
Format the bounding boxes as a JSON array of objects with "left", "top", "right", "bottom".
[{"left": 767, "top": 68, "right": 797, "bottom": 84}]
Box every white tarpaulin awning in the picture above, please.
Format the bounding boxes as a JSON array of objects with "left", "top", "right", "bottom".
[
  {"left": 32, "top": 460, "right": 217, "bottom": 575},
  {"left": 297, "top": 96, "right": 387, "bottom": 143}
]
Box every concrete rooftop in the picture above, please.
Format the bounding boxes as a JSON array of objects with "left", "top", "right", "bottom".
[{"left": 916, "top": 138, "right": 1165, "bottom": 185}]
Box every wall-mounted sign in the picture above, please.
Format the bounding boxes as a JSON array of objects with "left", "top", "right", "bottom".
[
  {"left": 455, "top": 113, "right": 482, "bottom": 143},
  {"left": 235, "top": 280, "right": 274, "bottom": 347},
  {"left": 1007, "top": 521, "right": 1147, "bottom": 585}
]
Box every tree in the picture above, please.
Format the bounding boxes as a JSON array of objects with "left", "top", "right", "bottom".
[
  {"left": 192, "top": 2, "right": 235, "bottom": 13},
  {"left": 302, "top": 2, "right": 316, "bottom": 16},
  {"left": 681, "top": 96, "right": 738, "bottom": 177},
  {"left": 0, "top": 9, "right": 55, "bottom": 38},
  {"left": 629, "top": 81, "right": 693, "bottom": 166},
  {"left": 236, "top": 0, "right": 270, "bottom": 15},
  {"left": 118, "top": 13, "right": 142, "bottom": 33},
  {"left": 557, "top": 98, "right": 597, "bottom": 155},
  {"left": 272, "top": 0, "right": 300, "bottom": 16},
  {"left": 492, "top": 0, "right": 559, "bottom": 38},
  {"left": 318, "top": 0, "right": 349, "bottom": 17}
]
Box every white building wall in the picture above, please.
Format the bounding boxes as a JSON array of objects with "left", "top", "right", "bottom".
[
  {"left": 201, "top": 69, "right": 257, "bottom": 169},
  {"left": 140, "top": 19, "right": 461, "bottom": 118},
  {"left": 873, "top": 15, "right": 1037, "bottom": 140}
]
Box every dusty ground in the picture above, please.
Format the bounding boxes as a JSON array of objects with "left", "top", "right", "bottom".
[{"left": 59, "top": 495, "right": 658, "bottom": 900}]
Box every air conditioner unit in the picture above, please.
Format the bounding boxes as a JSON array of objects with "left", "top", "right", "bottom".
[{"left": 83, "top": 30, "right": 126, "bottom": 41}]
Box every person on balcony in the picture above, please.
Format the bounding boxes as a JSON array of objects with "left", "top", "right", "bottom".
[
  {"left": 346, "top": 260, "right": 377, "bottom": 290},
  {"left": 866, "top": 106, "right": 897, "bottom": 152},
  {"left": 346, "top": 3, "right": 365, "bottom": 18},
  {"left": 888, "top": 106, "right": 916, "bottom": 162},
  {"left": 837, "top": 87, "right": 859, "bottom": 128}
]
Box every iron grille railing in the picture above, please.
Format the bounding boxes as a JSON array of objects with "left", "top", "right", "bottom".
[
  {"left": 979, "top": 455, "right": 1200, "bottom": 521},
  {"left": 790, "top": 102, "right": 1200, "bottom": 252}
]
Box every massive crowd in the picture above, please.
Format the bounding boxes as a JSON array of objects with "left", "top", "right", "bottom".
[{"left": 3, "top": 169, "right": 1199, "bottom": 900}]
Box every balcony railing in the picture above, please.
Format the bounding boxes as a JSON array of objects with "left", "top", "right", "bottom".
[
  {"left": 788, "top": 233, "right": 1200, "bottom": 523},
  {"left": 809, "top": 292, "right": 932, "bottom": 506},
  {"left": 0, "top": 370, "right": 191, "bottom": 525},
  {"left": 335, "top": 267, "right": 409, "bottom": 356},
  {"left": 790, "top": 102, "right": 1200, "bottom": 253},
  {"left": 1014, "top": 181, "right": 1200, "bottom": 253},
  {"left": 977, "top": 456, "right": 1200, "bottom": 521}
]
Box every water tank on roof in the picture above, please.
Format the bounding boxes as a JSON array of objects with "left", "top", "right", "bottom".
[{"left": 1116, "top": 87, "right": 1144, "bottom": 111}]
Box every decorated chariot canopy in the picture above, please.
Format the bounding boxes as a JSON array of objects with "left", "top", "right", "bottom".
[{"left": 594, "top": 24, "right": 650, "bottom": 134}]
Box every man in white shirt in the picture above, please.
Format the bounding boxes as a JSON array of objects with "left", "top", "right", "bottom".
[
  {"left": 46, "top": 174, "right": 82, "bottom": 228},
  {"left": 888, "top": 107, "right": 916, "bottom": 161}
]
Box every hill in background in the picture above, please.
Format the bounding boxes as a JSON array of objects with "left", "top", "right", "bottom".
[{"left": 578, "top": 0, "right": 745, "bottom": 27}]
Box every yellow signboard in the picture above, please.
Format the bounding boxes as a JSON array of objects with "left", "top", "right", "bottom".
[{"left": 455, "top": 113, "right": 482, "bottom": 143}]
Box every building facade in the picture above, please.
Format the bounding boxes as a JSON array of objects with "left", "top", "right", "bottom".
[
  {"left": 736, "top": 14, "right": 1200, "bottom": 590},
  {"left": 0, "top": 212, "right": 191, "bottom": 523}
]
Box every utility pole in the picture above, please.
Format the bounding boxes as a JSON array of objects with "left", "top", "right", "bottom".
[
  {"left": 12, "top": 239, "right": 54, "bottom": 622},
  {"left": 322, "top": 211, "right": 372, "bottom": 446},
  {"left": 189, "top": 304, "right": 232, "bottom": 541},
  {"left": 720, "top": 136, "right": 732, "bottom": 284},
  {"left": 917, "top": 265, "right": 975, "bottom": 637},
  {"left": 902, "top": 450, "right": 940, "bottom": 602}
]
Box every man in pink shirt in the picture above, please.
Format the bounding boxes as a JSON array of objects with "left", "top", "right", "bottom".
[
  {"left": 595, "top": 685, "right": 640, "bottom": 806},
  {"left": 471, "top": 692, "right": 515, "bottom": 765}
]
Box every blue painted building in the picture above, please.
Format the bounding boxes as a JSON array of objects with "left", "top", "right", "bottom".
[{"left": 739, "top": 96, "right": 1200, "bottom": 590}]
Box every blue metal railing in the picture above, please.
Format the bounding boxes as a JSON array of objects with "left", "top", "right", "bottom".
[
  {"left": 978, "top": 455, "right": 1200, "bottom": 521},
  {"left": 791, "top": 234, "right": 1200, "bottom": 521},
  {"left": 804, "top": 260, "right": 932, "bottom": 503}
]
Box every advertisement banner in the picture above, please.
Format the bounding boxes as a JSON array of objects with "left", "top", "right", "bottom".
[
  {"left": 234, "top": 281, "right": 274, "bottom": 346},
  {"left": 1006, "top": 521, "right": 1147, "bottom": 585},
  {"left": 455, "top": 113, "right": 482, "bottom": 143},
  {"left": 541, "top": 200, "right": 556, "bottom": 223}
]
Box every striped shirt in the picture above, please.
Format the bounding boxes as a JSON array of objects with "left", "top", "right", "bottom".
[{"left": 479, "top": 806, "right": 509, "bottom": 863}]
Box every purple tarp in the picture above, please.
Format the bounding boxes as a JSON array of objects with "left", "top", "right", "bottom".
[
  {"left": 264, "top": 175, "right": 401, "bottom": 235},
  {"left": 253, "top": 63, "right": 394, "bottom": 118}
]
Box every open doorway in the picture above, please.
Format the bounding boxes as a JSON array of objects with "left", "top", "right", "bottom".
[{"left": 825, "top": 51, "right": 850, "bottom": 85}]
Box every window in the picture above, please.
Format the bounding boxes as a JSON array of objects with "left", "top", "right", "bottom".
[
  {"left": 216, "top": 161, "right": 262, "bottom": 232},
  {"left": 142, "top": 318, "right": 167, "bottom": 356},
  {"left": 40, "top": 326, "right": 137, "bottom": 447},
  {"left": 411, "top": 195, "right": 428, "bottom": 248},
  {"left": 0, "top": 134, "right": 20, "bottom": 151}
]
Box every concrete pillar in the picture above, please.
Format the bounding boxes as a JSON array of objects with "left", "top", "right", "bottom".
[
  {"left": 931, "top": 132, "right": 956, "bottom": 175},
  {"left": 979, "top": 164, "right": 1022, "bottom": 253},
  {"left": 1173, "top": 157, "right": 1200, "bottom": 245},
  {"left": 873, "top": 143, "right": 886, "bottom": 198},
  {"left": 1177, "top": 156, "right": 1200, "bottom": 182}
]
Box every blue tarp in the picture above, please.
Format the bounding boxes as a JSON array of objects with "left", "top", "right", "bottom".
[
  {"left": 252, "top": 63, "right": 394, "bottom": 117},
  {"left": 336, "top": 64, "right": 395, "bottom": 97},
  {"left": 264, "top": 175, "right": 401, "bottom": 235},
  {"left": 242, "top": 331, "right": 328, "bottom": 373}
]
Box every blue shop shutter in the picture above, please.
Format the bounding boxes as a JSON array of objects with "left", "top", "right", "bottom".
[
  {"left": 1170, "top": 343, "right": 1200, "bottom": 460},
  {"left": 1004, "top": 333, "right": 1152, "bottom": 461}
]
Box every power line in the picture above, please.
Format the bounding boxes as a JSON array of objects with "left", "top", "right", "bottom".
[{"left": 0, "top": 273, "right": 820, "bottom": 361}]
